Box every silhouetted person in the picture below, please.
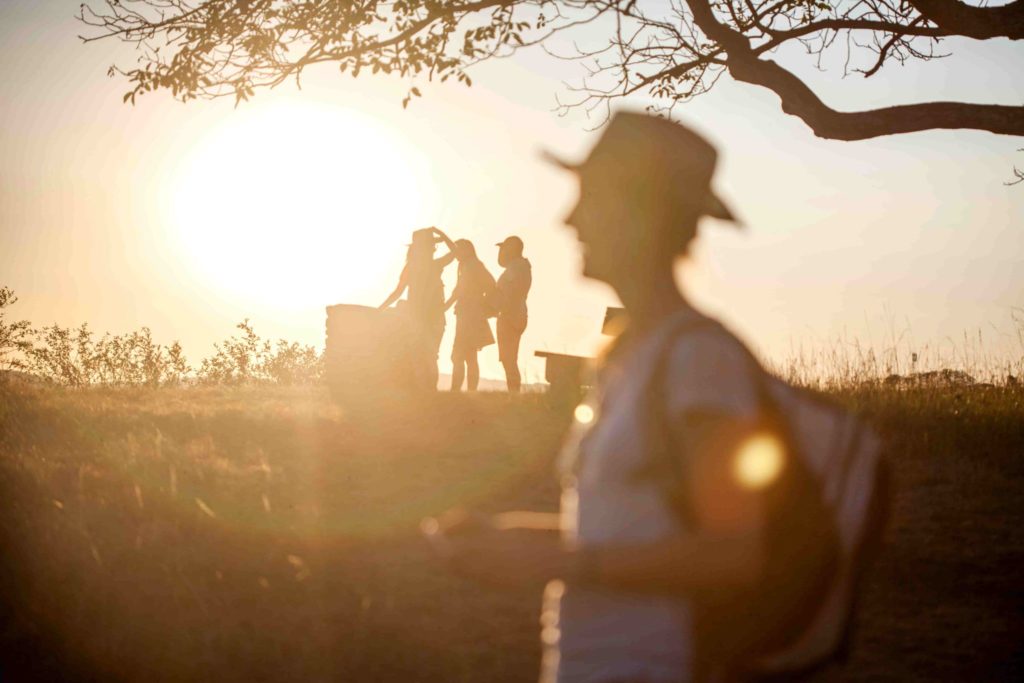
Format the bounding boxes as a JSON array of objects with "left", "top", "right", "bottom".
[
  {"left": 380, "top": 228, "right": 455, "bottom": 391},
  {"left": 493, "top": 236, "right": 531, "bottom": 393},
  {"left": 444, "top": 237, "right": 497, "bottom": 391},
  {"left": 425, "top": 112, "right": 777, "bottom": 683}
]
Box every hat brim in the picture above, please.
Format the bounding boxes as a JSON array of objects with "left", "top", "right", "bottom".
[
  {"left": 704, "top": 193, "right": 737, "bottom": 223},
  {"left": 540, "top": 149, "right": 578, "bottom": 172},
  {"left": 539, "top": 148, "right": 739, "bottom": 225}
]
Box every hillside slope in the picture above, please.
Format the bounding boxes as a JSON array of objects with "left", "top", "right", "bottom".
[{"left": 1, "top": 385, "right": 1021, "bottom": 681}]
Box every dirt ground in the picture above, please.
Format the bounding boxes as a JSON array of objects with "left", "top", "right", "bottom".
[{"left": 1, "top": 384, "right": 1021, "bottom": 681}]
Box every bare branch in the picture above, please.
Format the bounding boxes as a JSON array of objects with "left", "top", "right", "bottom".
[
  {"left": 687, "top": 0, "right": 1024, "bottom": 140},
  {"left": 1007, "top": 150, "right": 1024, "bottom": 186}
]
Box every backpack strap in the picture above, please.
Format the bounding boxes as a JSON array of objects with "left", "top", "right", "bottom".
[
  {"left": 642, "top": 312, "right": 722, "bottom": 528},
  {"left": 644, "top": 312, "right": 771, "bottom": 525}
]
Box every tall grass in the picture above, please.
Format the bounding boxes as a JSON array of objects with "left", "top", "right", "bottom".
[{"left": 764, "top": 315, "right": 1024, "bottom": 390}]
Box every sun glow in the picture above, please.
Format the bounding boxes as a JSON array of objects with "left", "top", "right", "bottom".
[{"left": 170, "top": 102, "right": 436, "bottom": 309}]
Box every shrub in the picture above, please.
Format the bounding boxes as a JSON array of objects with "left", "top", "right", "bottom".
[
  {"left": 0, "top": 287, "right": 33, "bottom": 372},
  {"left": 25, "top": 323, "right": 193, "bottom": 388},
  {"left": 197, "top": 320, "right": 323, "bottom": 386},
  {"left": 263, "top": 340, "right": 324, "bottom": 386}
]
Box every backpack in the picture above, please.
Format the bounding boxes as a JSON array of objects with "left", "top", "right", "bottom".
[{"left": 647, "top": 315, "right": 890, "bottom": 679}]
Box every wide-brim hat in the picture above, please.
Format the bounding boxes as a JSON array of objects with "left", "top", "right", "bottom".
[
  {"left": 542, "top": 111, "right": 738, "bottom": 223},
  {"left": 407, "top": 228, "right": 436, "bottom": 248}
]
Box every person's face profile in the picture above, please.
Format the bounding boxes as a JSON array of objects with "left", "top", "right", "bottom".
[{"left": 565, "top": 171, "right": 631, "bottom": 283}]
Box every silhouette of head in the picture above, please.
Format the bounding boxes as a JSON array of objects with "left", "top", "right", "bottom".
[
  {"left": 496, "top": 235, "right": 524, "bottom": 268},
  {"left": 454, "top": 239, "right": 477, "bottom": 262},
  {"left": 407, "top": 228, "right": 436, "bottom": 264},
  {"left": 544, "top": 111, "right": 737, "bottom": 285}
]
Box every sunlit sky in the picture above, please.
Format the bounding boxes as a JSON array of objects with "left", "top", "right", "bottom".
[{"left": 1, "top": 2, "right": 1022, "bottom": 382}]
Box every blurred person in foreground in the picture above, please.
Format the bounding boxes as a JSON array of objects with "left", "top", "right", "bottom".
[
  {"left": 444, "top": 237, "right": 497, "bottom": 391},
  {"left": 493, "top": 235, "right": 532, "bottom": 393},
  {"left": 425, "top": 112, "right": 779, "bottom": 683},
  {"left": 380, "top": 227, "right": 456, "bottom": 391}
]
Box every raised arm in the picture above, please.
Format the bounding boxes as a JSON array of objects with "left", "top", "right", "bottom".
[
  {"left": 432, "top": 226, "right": 456, "bottom": 251},
  {"left": 431, "top": 227, "right": 457, "bottom": 268},
  {"left": 378, "top": 264, "right": 409, "bottom": 310}
]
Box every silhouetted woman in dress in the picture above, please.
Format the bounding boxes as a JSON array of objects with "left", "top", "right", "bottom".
[
  {"left": 380, "top": 228, "right": 455, "bottom": 391},
  {"left": 445, "top": 238, "right": 497, "bottom": 391}
]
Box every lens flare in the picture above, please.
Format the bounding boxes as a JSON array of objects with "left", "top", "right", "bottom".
[
  {"left": 733, "top": 433, "right": 785, "bottom": 490},
  {"left": 574, "top": 404, "right": 595, "bottom": 424}
]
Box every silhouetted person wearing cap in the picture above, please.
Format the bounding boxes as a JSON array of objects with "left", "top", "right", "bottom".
[
  {"left": 380, "top": 228, "right": 456, "bottom": 391},
  {"left": 445, "top": 238, "right": 497, "bottom": 392},
  {"left": 425, "top": 112, "right": 776, "bottom": 683},
  {"left": 494, "top": 236, "right": 531, "bottom": 393}
]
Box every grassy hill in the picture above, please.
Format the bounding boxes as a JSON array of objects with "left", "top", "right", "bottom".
[{"left": 1, "top": 383, "right": 1021, "bottom": 681}]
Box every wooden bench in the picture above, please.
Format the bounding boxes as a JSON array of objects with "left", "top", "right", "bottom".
[
  {"left": 534, "top": 350, "right": 590, "bottom": 403},
  {"left": 533, "top": 307, "right": 627, "bottom": 402}
]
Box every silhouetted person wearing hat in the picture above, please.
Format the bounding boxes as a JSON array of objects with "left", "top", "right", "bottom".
[
  {"left": 445, "top": 237, "right": 497, "bottom": 392},
  {"left": 380, "top": 227, "right": 456, "bottom": 391},
  {"left": 494, "top": 236, "right": 531, "bottom": 393},
  {"left": 425, "top": 112, "right": 777, "bottom": 683}
]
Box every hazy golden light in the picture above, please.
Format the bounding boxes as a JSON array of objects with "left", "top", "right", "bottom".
[
  {"left": 170, "top": 103, "right": 435, "bottom": 308},
  {"left": 574, "top": 404, "right": 595, "bottom": 424},
  {"left": 733, "top": 433, "right": 785, "bottom": 490}
]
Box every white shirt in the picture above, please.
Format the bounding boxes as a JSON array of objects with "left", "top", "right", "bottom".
[{"left": 541, "top": 308, "right": 760, "bottom": 683}]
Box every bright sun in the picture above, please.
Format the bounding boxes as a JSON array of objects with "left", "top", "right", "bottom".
[{"left": 171, "top": 102, "right": 435, "bottom": 309}]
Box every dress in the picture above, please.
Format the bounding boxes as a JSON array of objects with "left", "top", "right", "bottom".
[
  {"left": 451, "top": 259, "right": 496, "bottom": 360},
  {"left": 404, "top": 257, "right": 447, "bottom": 388},
  {"left": 541, "top": 307, "right": 761, "bottom": 683}
]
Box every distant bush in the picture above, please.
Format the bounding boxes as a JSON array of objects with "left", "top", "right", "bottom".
[
  {"left": 0, "top": 286, "right": 33, "bottom": 372},
  {"left": 26, "top": 323, "right": 191, "bottom": 388},
  {"left": 196, "top": 319, "right": 268, "bottom": 385},
  {"left": 262, "top": 339, "right": 324, "bottom": 386},
  {"left": 197, "top": 320, "right": 323, "bottom": 386},
  {"left": 2, "top": 286, "right": 324, "bottom": 388}
]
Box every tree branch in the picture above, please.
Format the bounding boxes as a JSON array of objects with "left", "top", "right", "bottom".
[
  {"left": 908, "top": 0, "right": 1024, "bottom": 40},
  {"left": 688, "top": 0, "right": 1024, "bottom": 140},
  {"left": 752, "top": 19, "right": 950, "bottom": 55}
]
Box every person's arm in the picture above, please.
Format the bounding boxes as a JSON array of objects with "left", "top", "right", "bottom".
[
  {"left": 489, "top": 271, "right": 507, "bottom": 317},
  {"left": 429, "top": 510, "right": 561, "bottom": 535},
  {"left": 432, "top": 227, "right": 456, "bottom": 251},
  {"left": 427, "top": 414, "right": 766, "bottom": 593},
  {"left": 423, "top": 510, "right": 564, "bottom": 585},
  {"left": 444, "top": 279, "right": 461, "bottom": 311},
  {"left": 379, "top": 265, "right": 409, "bottom": 309},
  {"left": 432, "top": 227, "right": 457, "bottom": 268},
  {"left": 480, "top": 263, "right": 497, "bottom": 292}
]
